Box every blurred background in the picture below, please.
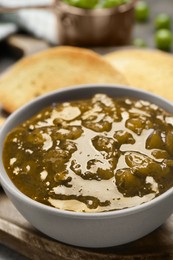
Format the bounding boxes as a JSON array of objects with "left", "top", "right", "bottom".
[{"left": 0, "top": 0, "right": 173, "bottom": 73}]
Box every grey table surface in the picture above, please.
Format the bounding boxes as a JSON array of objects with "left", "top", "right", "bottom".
[{"left": 0, "top": 0, "right": 173, "bottom": 259}]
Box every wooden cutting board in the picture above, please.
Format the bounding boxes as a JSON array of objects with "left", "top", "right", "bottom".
[{"left": 1, "top": 189, "right": 173, "bottom": 260}]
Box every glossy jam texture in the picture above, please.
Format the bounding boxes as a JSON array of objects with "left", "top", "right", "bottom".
[{"left": 3, "top": 94, "right": 173, "bottom": 212}]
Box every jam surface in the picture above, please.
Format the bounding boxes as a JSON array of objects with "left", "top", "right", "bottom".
[{"left": 3, "top": 94, "right": 173, "bottom": 212}]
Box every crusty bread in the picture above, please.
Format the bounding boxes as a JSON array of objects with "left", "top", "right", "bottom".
[
  {"left": 0, "top": 116, "right": 5, "bottom": 126},
  {"left": 0, "top": 46, "right": 127, "bottom": 113},
  {"left": 104, "top": 48, "right": 173, "bottom": 101}
]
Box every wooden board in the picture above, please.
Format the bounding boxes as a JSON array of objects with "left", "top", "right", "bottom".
[{"left": 1, "top": 189, "right": 173, "bottom": 259}]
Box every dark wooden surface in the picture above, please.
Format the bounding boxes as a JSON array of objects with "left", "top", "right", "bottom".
[{"left": 0, "top": 0, "right": 173, "bottom": 259}]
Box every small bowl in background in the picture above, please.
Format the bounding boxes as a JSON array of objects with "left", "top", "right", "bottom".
[
  {"left": 1, "top": 84, "right": 173, "bottom": 248},
  {"left": 55, "top": 0, "right": 137, "bottom": 46}
]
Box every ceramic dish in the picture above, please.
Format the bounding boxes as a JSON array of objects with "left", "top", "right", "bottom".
[{"left": 1, "top": 84, "right": 173, "bottom": 248}]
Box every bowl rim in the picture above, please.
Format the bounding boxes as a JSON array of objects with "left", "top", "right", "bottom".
[
  {"left": 55, "top": 0, "right": 138, "bottom": 16},
  {"left": 1, "top": 83, "right": 173, "bottom": 219}
]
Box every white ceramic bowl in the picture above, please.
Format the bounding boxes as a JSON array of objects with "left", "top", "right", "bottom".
[{"left": 1, "top": 84, "right": 173, "bottom": 248}]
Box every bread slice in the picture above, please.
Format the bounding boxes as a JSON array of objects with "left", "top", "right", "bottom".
[
  {"left": 0, "top": 46, "right": 127, "bottom": 113},
  {"left": 104, "top": 48, "right": 173, "bottom": 101},
  {"left": 0, "top": 116, "right": 5, "bottom": 126}
]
